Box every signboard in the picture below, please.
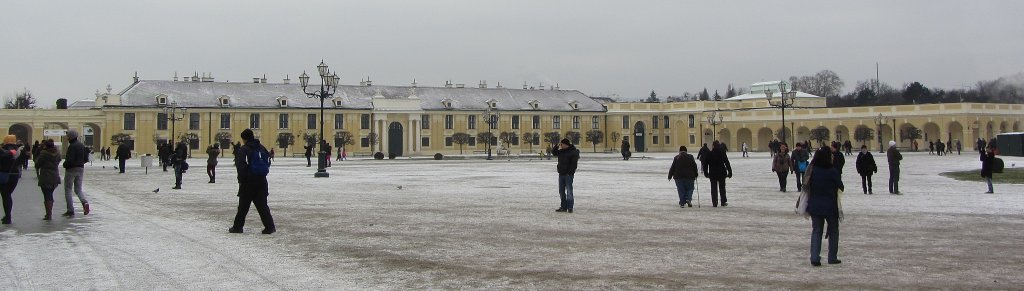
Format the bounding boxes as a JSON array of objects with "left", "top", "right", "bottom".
[{"left": 43, "top": 129, "right": 67, "bottom": 136}]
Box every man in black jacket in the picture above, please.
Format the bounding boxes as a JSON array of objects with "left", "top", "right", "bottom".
[
  {"left": 887, "top": 140, "right": 903, "bottom": 194},
  {"left": 552, "top": 138, "right": 579, "bottom": 213},
  {"left": 62, "top": 130, "right": 90, "bottom": 216},
  {"left": 115, "top": 142, "right": 131, "bottom": 174},
  {"left": 855, "top": 145, "right": 878, "bottom": 194},
  {"left": 172, "top": 141, "right": 188, "bottom": 189},
  {"left": 702, "top": 141, "right": 732, "bottom": 207},
  {"left": 230, "top": 129, "right": 276, "bottom": 234},
  {"left": 668, "top": 146, "right": 699, "bottom": 208}
]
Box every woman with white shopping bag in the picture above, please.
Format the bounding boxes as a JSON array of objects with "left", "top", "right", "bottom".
[{"left": 803, "top": 146, "right": 845, "bottom": 267}]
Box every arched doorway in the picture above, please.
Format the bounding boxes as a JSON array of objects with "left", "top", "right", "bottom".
[
  {"left": 388, "top": 122, "right": 403, "bottom": 156},
  {"left": 757, "top": 127, "right": 774, "bottom": 151},
  {"left": 633, "top": 121, "right": 646, "bottom": 152},
  {"left": 879, "top": 124, "right": 894, "bottom": 150},
  {"left": 736, "top": 128, "right": 752, "bottom": 151},
  {"left": 948, "top": 121, "right": 964, "bottom": 143},
  {"left": 796, "top": 126, "right": 811, "bottom": 144},
  {"left": 83, "top": 123, "right": 103, "bottom": 150},
  {"left": 922, "top": 122, "right": 940, "bottom": 142},
  {"left": 718, "top": 128, "right": 732, "bottom": 150},
  {"left": 7, "top": 123, "right": 32, "bottom": 144},
  {"left": 834, "top": 125, "right": 850, "bottom": 143}
]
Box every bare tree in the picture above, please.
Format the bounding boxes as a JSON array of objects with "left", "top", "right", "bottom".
[
  {"left": 451, "top": 132, "right": 470, "bottom": 154},
  {"left": 4, "top": 90, "right": 36, "bottom": 109},
  {"left": 585, "top": 130, "right": 604, "bottom": 152}
]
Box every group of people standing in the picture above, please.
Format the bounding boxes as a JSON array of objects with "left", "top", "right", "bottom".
[
  {"left": 928, "top": 139, "right": 962, "bottom": 156},
  {"left": 1, "top": 130, "right": 91, "bottom": 224}
]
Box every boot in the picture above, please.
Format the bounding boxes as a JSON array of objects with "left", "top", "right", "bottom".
[
  {"left": 83, "top": 202, "right": 90, "bottom": 215},
  {"left": 43, "top": 201, "right": 53, "bottom": 220}
]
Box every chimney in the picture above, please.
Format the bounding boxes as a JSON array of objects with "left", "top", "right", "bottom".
[
  {"left": 193, "top": 72, "right": 200, "bottom": 82},
  {"left": 204, "top": 72, "right": 214, "bottom": 82},
  {"left": 445, "top": 80, "right": 453, "bottom": 88},
  {"left": 253, "top": 77, "right": 260, "bottom": 83},
  {"left": 478, "top": 80, "right": 487, "bottom": 88},
  {"left": 365, "top": 76, "right": 372, "bottom": 86},
  {"left": 184, "top": 76, "right": 190, "bottom": 82},
  {"left": 411, "top": 78, "right": 417, "bottom": 87},
  {"left": 359, "top": 78, "right": 366, "bottom": 86},
  {"left": 554, "top": 83, "right": 560, "bottom": 90},
  {"left": 260, "top": 74, "right": 267, "bottom": 83},
  {"left": 133, "top": 72, "right": 139, "bottom": 83},
  {"left": 522, "top": 82, "right": 528, "bottom": 90},
  {"left": 173, "top": 72, "right": 178, "bottom": 82},
  {"left": 539, "top": 83, "right": 545, "bottom": 90},
  {"left": 283, "top": 74, "right": 291, "bottom": 84},
  {"left": 496, "top": 81, "right": 503, "bottom": 89}
]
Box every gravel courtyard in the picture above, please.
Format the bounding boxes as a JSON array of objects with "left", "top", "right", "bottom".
[{"left": 2, "top": 150, "right": 1022, "bottom": 289}]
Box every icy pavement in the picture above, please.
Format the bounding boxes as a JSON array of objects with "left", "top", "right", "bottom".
[{"left": 2, "top": 150, "right": 1022, "bottom": 289}]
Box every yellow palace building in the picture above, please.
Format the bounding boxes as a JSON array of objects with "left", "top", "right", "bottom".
[{"left": 3, "top": 75, "right": 1022, "bottom": 157}]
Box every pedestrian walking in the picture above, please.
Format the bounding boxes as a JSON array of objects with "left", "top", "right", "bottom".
[
  {"left": 229, "top": 129, "right": 276, "bottom": 234},
  {"left": 928, "top": 141, "right": 934, "bottom": 155},
  {"left": 304, "top": 142, "right": 313, "bottom": 167},
  {"left": 19, "top": 141, "right": 31, "bottom": 170},
  {"left": 1, "top": 135, "right": 25, "bottom": 224},
  {"left": 342, "top": 148, "right": 347, "bottom": 161},
  {"left": 115, "top": 142, "right": 131, "bottom": 173},
  {"left": 791, "top": 142, "right": 810, "bottom": 192},
  {"left": 701, "top": 141, "right": 732, "bottom": 207},
  {"left": 805, "top": 146, "right": 844, "bottom": 266},
  {"left": 772, "top": 143, "right": 793, "bottom": 192},
  {"left": 668, "top": 146, "right": 698, "bottom": 208},
  {"left": 980, "top": 146, "right": 996, "bottom": 194},
  {"left": 35, "top": 139, "right": 61, "bottom": 220},
  {"left": 844, "top": 140, "right": 853, "bottom": 156},
  {"left": 956, "top": 140, "right": 962, "bottom": 155},
  {"left": 741, "top": 142, "right": 749, "bottom": 158},
  {"left": 336, "top": 146, "right": 343, "bottom": 161},
  {"left": 159, "top": 143, "right": 172, "bottom": 172},
  {"left": 621, "top": 139, "right": 631, "bottom": 160},
  {"left": 32, "top": 140, "right": 43, "bottom": 176},
  {"left": 887, "top": 140, "right": 902, "bottom": 194},
  {"left": 855, "top": 145, "right": 877, "bottom": 194},
  {"left": 172, "top": 141, "right": 188, "bottom": 189},
  {"left": 62, "top": 130, "right": 90, "bottom": 217},
  {"left": 831, "top": 143, "right": 846, "bottom": 175},
  {"left": 206, "top": 144, "right": 220, "bottom": 183},
  {"left": 552, "top": 138, "right": 580, "bottom": 213}
]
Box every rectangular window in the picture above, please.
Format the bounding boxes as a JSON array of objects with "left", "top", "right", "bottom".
[
  {"left": 250, "top": 113, "right": 261, "bottom": 129},
  {"left": 123, "top": 113, "right": 136, "bottom": 130},
  {"left": 468, "top": 115, "right": 477, "bottom": 129},
  {"left": 421, "top": 115, "right": 430, "bottom": 129},
  {"left": 511, "top": 115, "right": 520, "bottom": 130},
  {"left": 688, "top": 115, "right": 695, "bottom": 128},
  {"left": 360, "top": 114, "right": 371, "bottom": 129},
  {"left": 665, "top": 136, "right": 671, "bottom": 145},
  {"left": 532, "top": 115, "right": 541, "bottom": 129},
  {"left": 334, "top": 114, "right": 344, "bottom": 129},
  {"left": 421, "top": 137, "right": 430, "bottom": 147},
  {"left": 663, "top": 116, "right": 670, "bottom": 129},
  {"left": 533, "top": 133, "right": 541, "bottom": 145},
  {"left": 592, "top": 116, "right": 600, "bottom": 129},
  {"left": 653, "top": 136, "right": 659, "bottom": 144},
  {"left": 553, "top": 116, "right": 561, "bottom": 129},
  {"left": 445, "top": 136, "right": 453, "bottom": 146},
  {"left": 157, "top": 113, "right": 168, "bottom": 130},
  {"left": 622, "top": 116, "right": 630, "bottom": 129},
  {"left": 652, "top": 116, "right": 659, "bottom": 129},
  {"left": 690, "top": 134, "right": 696, "bottom": 144},
  {"left": 307, "top": 114, "right": 317, "bottom": 130},
  {"left": 512, "top": 135, "right": 519, "bottom": 145},
  {"left": 189, "top": 113, "right": 200, "bottom": 130},
  {"left": 360, "top": 137, "right": 370, "bottom": 147},
  {"left": 489, "top": 115, "right": 498, "bottom": 130},
  {"left": 469, "top": 136, "right": 476, "bottom": 146},
  {"left": 572, "top": 116, "right": 580, "bottom": 129},
  {"left": 445, "top": 115, "right": 454, "bottom": 129},
  {"left": 279, "top": 113, "right": 289, "bottom": 129},
  {"left": 220, "top": 113, "right": 231, "bottom": 129}
]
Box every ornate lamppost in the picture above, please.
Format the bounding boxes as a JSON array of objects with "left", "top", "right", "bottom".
[
  {"left": 162, "top": 101, "right": 188, "bottom": 145},
  {"left": 299, "top": 61, "right": 340, "bottom": 178},
  {"left": 874, "top": 113, "right": 885, "bottom": 153},
  {"left": 765, "top": 82, "right": 797, "bottom": 146},
  {"left": 706, "top": 110, "right": 724, "bottom": 141},
  {"left": 482, "top": 106, "right": 500, "bottom": 160}
]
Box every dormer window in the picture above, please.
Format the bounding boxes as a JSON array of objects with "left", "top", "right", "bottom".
[
  {"left": 218, "top": 95, "right": 231, "bottom": 107},
  {"left": 441, "top": 98, "right": 454, "bottom": 110},
  {"left": 528, "top": 99, "right": 540, "bottom": 110},
  {"left": 277, "top": 96, "right": 289, "bottom": 107},
  {"left": 333, "top": 98, "right": 343, "bottom": 107},
  {"left": 156, "top": 94, "right": 168, "bottom": 106},
  {"left": 568, "top": 100, "right": 579, "bottom": 110},
  {"left": 486, "top": 99, "right": 498, "bottom": 109}
]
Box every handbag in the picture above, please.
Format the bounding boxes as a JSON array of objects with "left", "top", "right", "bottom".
[
  {"left": 794, "top": 190, "right": 810, "bottom": 218},
  {"left": 798, "top": 160, "right": 809, "bottom": 173},
  {"left": 837, "top": 189, "right": 844, "bottom": 222}
]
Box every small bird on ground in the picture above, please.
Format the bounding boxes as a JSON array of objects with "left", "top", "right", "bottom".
[{"left": 152, "top": 188, "right": 160, "bottom": 193}]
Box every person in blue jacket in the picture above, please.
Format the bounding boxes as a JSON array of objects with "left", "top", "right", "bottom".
[{"left": 806, "top": 146, "right": 845, "bottom": 266}]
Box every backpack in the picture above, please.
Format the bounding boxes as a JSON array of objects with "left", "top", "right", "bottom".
[
  {"left": 993, "top": 157, "right": 1004, "bottom": 174},
  {"left": 248, "top": 147, "right": 271, "bottom": 176}
]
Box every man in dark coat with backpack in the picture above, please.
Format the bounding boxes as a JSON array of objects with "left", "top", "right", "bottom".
[{"left": 229, "top": 129, "right": 276, "bottom": 234}]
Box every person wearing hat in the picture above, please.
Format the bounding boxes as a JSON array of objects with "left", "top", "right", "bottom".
[
  {"left": 886, "top": 140, "right": 902, "bottom": 194},
  {"left": 551, "top": 138, "right": 579, "bottom": 213},
  {"left": 62, "top": 129, "right": 90, "bottom": 216},
  {"left": 35, "top": 139, "right": 62, "bottom": 220},
  {"left": 229, "top": 129, "right": 275, "bottom": 234},
  {"left": 1, "top": 135, "right": 24, "bottom": 224}
]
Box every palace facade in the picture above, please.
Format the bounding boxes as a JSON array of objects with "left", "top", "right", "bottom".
[{"left": 3, "top": 76, "right": 1022, "bottom": 157}]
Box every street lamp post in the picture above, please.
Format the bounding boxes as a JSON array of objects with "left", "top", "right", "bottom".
[
  {"left": 765, "top": 82, "right": 797, "bottom": 146},
  {"left": 299, "top": 61, "right": 340, "bottom": 178},
  {"left": 482, "top": 106, "right": 500, "bottom": 160},
  {"left": 706, "top": 110, "right": 724, "bottom": 141},
  {"left": 874, "top": 113, "right": 885, "bottom": 153},
  {"left": 162, "top": 101, "right": 188, "bottom": 145}
]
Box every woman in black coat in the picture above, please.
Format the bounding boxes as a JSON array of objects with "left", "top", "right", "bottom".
[
  {"left": 806, "top": 146, "right": 844, "bottom": 266},
  {"left": 855, "top": 145, "right": 877, "bottom": 194},
  {"left": 35, "top": 139, "right": 61, "bottom": 220},
  {"left": 980, "top": 146, "right": 995, "bottom": 194}
]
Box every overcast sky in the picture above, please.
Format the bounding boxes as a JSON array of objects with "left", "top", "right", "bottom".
[{"left": 3, "top": 0, "right": 1023, "bottom": 107}]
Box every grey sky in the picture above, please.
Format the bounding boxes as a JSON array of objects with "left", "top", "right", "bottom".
[{"left": 3, "top": 0, "right": 1023, "bottom": 107}]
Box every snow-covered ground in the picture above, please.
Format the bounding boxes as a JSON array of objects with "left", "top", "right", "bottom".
[{"left": 2, "top": 150, "right": 1023, "bottom": 289}]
